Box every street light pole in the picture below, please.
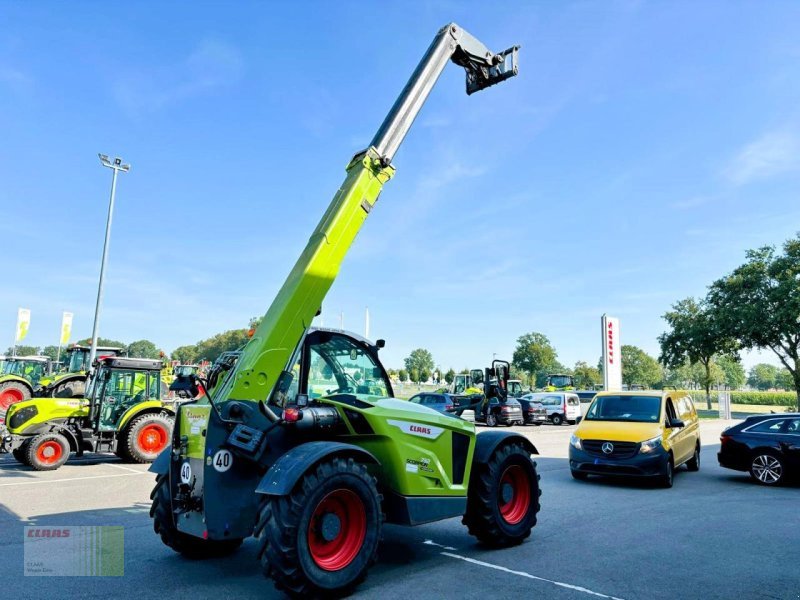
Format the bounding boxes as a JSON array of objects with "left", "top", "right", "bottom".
[{"left": 88, "top": 154, "right": 130, "bottom": 369}]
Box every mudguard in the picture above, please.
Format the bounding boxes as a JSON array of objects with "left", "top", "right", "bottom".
[
  {"left": 473, "top": 430, "right": 538, "bottom": 465},
  {"left": 149, "top": 448, "right": 171, "bottom": 475},
  {"left": 256, "top": 441, "right": 379, "bottom": 496}
]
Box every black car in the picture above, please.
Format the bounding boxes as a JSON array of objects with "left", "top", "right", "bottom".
[
  {"left": 408, "top": 392, "right": 457, "bottom": 415},
  {"left": 718, "top": 413, "right": 800, "bottom": 486},
  {"left": 516, "top": 395, "right": 548, "bottom": 425}
]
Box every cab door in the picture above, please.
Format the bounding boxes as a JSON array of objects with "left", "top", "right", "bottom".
[{"left": 663, "top": 398, "right": 688, "bottom": 463}]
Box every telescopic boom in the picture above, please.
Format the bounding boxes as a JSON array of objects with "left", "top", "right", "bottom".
[{"left": 218, "top": 23, "right": 519, "bottom": 408}]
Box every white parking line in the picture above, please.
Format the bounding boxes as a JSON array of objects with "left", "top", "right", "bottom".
[
  {"left": 439, "top": 551, "right": 627, "bottom": 600},
  {"left": 107, "top": 463, "right": 147, "bottom": 474},
  {"left": 0, "top": 472, "right": 148, "bottom": 487}
]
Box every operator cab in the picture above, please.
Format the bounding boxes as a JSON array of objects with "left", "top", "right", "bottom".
[
  {"left": 270, "top": 328, "right": 393, "bottom": 409},
  {"left": 90, "top": 357, "right": 164, "bottom": 431}
]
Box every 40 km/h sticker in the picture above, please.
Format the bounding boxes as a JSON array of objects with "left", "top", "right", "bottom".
[
  {"left": 180, "top": 462, "right": 192, "bottom": 484},
  {"left": 212, "top": 449, "right": 233, "bottom": 473}
]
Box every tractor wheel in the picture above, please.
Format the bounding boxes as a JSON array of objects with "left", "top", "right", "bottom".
[
  {"left": 0, "top": 381, "right": 31, "bottom": 414},
  {"left": 121, "top": 413, "right": 173, "bottom": 463},
  {"left": 150, "top": 472, "right": 242, "bottom": 558},
  {"left": 463, "top": 442, "right": 541, "bottom": 548},
  {"left": 255, "top": 457, "right": 382, "bottom": 597},
  {"left": 26, "top": 433, "right": 70, "bottom": 471},
  {"left": 52, "top": 379, "right": 84, "bottom": 398}
]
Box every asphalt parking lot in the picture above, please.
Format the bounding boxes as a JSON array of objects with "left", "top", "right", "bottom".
[{"left": 1, "top": 419, "right": 797, "bottom": 600}]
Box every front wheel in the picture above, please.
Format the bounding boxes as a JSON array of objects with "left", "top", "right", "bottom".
[
  {"left": 150, "top": 472, "right": 242, "bottom": 558},
  {"left": 550, "top": 414, "right": 563, "bottom": 426},
  {"left": 26, "top": 433, "right": 70, "bottom": 471},
  {"left": 12, "top": 439, "right": 32, "bottom": 465},
  {"left": 659, "top": 457, "right": 674, "bottom": 489},
  {"left": 485, "top": 413, "right": 497, "bottom": 427},
  {"left": 463, "top": 442, "right": 541, "bottom": 548},
  {"left": 255, "top": 457, "right": 382, "bottom": 597}
]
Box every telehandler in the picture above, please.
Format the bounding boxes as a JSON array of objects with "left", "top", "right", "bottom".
[
  {"left": 1, "top": 356, "right": 174, "bottom": 470},
  {"left": 149, "top": 23, "right": 538, "bottom": 597}
]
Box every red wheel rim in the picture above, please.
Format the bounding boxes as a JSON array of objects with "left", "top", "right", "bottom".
[
  {"left": 307, "top": 489, "right": 366, "bottom": 571},
  {"left": 0, "top": 388, "right": 24, "bottom": 410},
  {"left": 36, "top": 441, "right": 64, "bottom": 465},
  {"left": 137, "top": 424, "right": 168, "bottom": 453},
  {"left": 498, "top": 465, "right": 531, "bottom": 525}
]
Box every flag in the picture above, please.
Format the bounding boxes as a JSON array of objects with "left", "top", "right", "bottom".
[
  {"left": 60, "top": 312, "right": 73, "bottom": 345},
  {"left": 16, "top": 308, "right": 31, "bottom": 342}
]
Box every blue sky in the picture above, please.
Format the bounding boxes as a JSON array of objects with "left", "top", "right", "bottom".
[{"left": 2, "top": 1, "right": 799, "bottom": 372}]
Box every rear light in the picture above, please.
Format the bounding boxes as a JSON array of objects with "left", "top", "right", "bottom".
[
  {"left": 720, "top": 434, "right": 730, "bottom": 445},
  {"left": 282, "top": 407, "right": 301, "bottom": 423}
]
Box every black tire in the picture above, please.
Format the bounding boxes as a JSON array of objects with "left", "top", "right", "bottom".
[
  {"left": 567, "top": 420, "right": 576, "bottom": 425},
  {"left": 26, "top": 433, "right": 70, "bottom": 471},
  {"left": 12, "top": 439, "right": 32, "bottom": 465},
  {"left": 571, "top": 470, "right": 588, "bottom": 481},
  {"left": 533, "top": 422, "right": 542, "bottom": 426},
  {"left": 686, "top": 444, "right": 700, "bottom": 472},
  {"left": 255, "top": 457, "right": 382, "bottom": 597},
  {"left": 52, "top": 379, "right": 85, "bottom": 398},
  {"left": 120, "top": 413, "right": 173, "bottom": 463},
  {"left": 150, "top": 472, "right": 242, "bottom": 558},
  {"left": 550, "top": 414, "right": 563, "bottom": 426},
  {"left": 659, "top": 456, "right": 674, "bottom": 489},
  {"left": 749, "top": 451, "right": 785, "bottom": 486},
  {"left": 485, "top": 413, "right": 497, "bottom": 427},
  {"left": 463, "top": 442, "right": 541, "bottom": 548}
]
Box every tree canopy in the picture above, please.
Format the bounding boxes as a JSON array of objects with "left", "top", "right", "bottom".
[
  {"left": 512, "top": 332, "right": 559, "bottom": 387},
  {"left": 621, "top": 345, "right": 662, "bottom": 388},
  {"left": 404, "top": 349, "right": 435, "bottom": 384},
  {"left": 127, "top": 339, "right": 162, "bottom": 359}
]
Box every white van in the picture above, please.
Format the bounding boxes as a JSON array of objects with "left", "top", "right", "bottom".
[{"left": 530, "top": 392, "right": 582, "bottom": 425}]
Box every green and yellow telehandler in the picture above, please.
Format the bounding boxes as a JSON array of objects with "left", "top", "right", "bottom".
[
  {"left": 149, "top": 23, "right": 538, "bottom": 597},
  {"left": 1, "top": 356, "right": 174, "bottom": 470}
]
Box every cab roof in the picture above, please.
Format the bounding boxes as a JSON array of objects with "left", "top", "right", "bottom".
[
  {"left": 7, "top": 355, "right": 49, "bottom": 363},
  {"left": 97, "top": 356, "right": 163, "bottom": 371}
]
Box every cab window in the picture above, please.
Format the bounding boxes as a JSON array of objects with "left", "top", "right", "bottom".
[
  {"left": 306, "top": 334, "right": 390, "bottom": 400},
  {"left": 665, "top": 398, "right": 678, "bottom": 425}
]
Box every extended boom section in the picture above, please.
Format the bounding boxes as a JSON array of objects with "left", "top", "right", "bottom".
[{"left": 225, "top": 23, "right": 519, "bottom": 406}]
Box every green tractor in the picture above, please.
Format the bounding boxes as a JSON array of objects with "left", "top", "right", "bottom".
[
  {"left": 148, "top": 23, "right": 537, "bottom": 597},
  {"left": 543, "top": 373, "right": 576, "bottom": 391},
  {"left": 36, "top": 344, "right": 124, "bottom": 398},
  {"left": 1, "top": 356, "right": 174, "bottom": 470},
  {"left": 0, "top": 355, "right": 53, "bottom": 415}
]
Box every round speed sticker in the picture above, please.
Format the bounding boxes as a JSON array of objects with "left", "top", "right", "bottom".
[
  {"left": 180, "top": 462, "right": 192, "bottom": 484},
  {"left": 212, "top": 449, "right": 233, "bottom": 473}
]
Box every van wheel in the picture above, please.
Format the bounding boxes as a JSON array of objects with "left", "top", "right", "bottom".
[
  {"left": 686, "top": 444, "right": 700, "bottom": 472},
  {"left": 659, "top": 457, "right": 674, "bottom": 488},
  {"left": 567, "top": 420, "right": 576, "bottom": 425},
  {"left": 550, "top": 414, "right": 563, "bottom": 426}
]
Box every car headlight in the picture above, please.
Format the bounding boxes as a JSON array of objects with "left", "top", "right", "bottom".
[
  {"left": 569, "top": 434, "right": 582, "bottom": 450},
  {"left": 639, "top": 436, "right": 663, "bottom": 454}
]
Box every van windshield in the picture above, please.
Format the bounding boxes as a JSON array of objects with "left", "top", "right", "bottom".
[{"left": 585, "top": 395, "right": 661, "bottom": 423}]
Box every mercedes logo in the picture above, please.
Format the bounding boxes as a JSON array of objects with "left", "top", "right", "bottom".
[{"left": 601, "top": 442, "right": 614, "bottom": 455}]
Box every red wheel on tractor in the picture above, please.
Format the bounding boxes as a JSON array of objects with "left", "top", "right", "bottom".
[
  {"left": 255, "top": 457, "right": 382, "bottom": 597},
  {"left": 25, "top": 433, "right": 70, "bottom": 471},
  {"left": 119, "top": 413, "right": 173, "bottom": 463},
  {"left": 0, "top": 381, "right": 30, "bottom": 413}
]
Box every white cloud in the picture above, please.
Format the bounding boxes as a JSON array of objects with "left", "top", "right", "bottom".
[{"left": 725, "top": 130, "right": 800, "bottom": 185}]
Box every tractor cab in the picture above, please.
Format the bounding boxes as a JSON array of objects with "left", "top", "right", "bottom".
[
  {"left": 0, "top": 356, "right": 52, "bottom": 413},
  {"left": 544, "top": 373, "right": 575, "bottom": 391},
  {"left": 37, "top": 344, "right": 124, "bottom": 398},
  {"left": 89, "top": 357, "right": 163, "bottom": 431}
]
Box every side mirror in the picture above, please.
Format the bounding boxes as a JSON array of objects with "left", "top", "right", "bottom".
[
  {"left": 669, "top": 418, "right": 685, "bottom": 429},
  {"left": 376, "top": 339, "right": 386, "bottom": 349}
]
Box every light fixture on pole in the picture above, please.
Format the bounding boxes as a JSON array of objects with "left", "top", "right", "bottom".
[{"left": 88, "top": 154, "right": 130, "bottom": 370}]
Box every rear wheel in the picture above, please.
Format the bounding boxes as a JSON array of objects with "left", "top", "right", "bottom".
[
  {"left": 52, "top": 379, "right": 85, "bottom": 398},
  {"left": 463, "top": 442, "right": 541, "bottom": 548},
  {"left": 121, "top": 413, "right": 173, "bottom": 463},
  {"left": 0, "top": 381, "right": 30, "bottom": 415},
  {"left": 150, "top": 472, "right": 242, "bottom": 558},
  {"left": 550, "top": 414, "right": 563, "bottom": 426},
  {"left": 749, "top": 452, "right": 784, "bottom": 486},
  {"left": 686, "top": 444, "right": 700, "bottom": 472},
  {"left": 26, "top": 433, "right": 70, "bottom": 471},
  {"left": 255, "top": 457, "right": 382, "bottom": 597},
  {"left": 485, "top": 413, "right": 497, "bottom": 427}
]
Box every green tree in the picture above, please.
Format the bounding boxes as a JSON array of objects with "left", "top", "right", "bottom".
[
  {"left": 748, "top": 363, "right": 778, "bottom": 391},
  {"left": 398, "top": 369, "right": 408, "bottom": 383},
  {"left": 127, "top": 339, "right": 162, "bottom": 359},
  {"left": 40, "top": 345, "right": 60, "bottom": 362},
  {"left": 171, "top": 345, "right": 198, "bottom": 364},
  {"left": 573, "top": 361, "right": 601, "bottom": 388},
  {"left": 7, "top": 345, "right": 40, "bottom": 356},
  {"left": 404, "top": 349, "right": 435, "bottom": 383},
  {"left": 716, "top": 355, "right": 746, "bottom": 390},
  {"left": 621, "top": 345, "right": 662, "bottom": 388},
  {"left": 512, "top": 332, "right": 559, "bottom": 388},
  {"left": 76, "top": 337, "right": 127, "bottom": 349},
  {"left": 444, "top": 368, "right": 455, "bottom": 384},
  {"left": 194, "top": 329, "right": 251, "bottom": 362},
  {"left": 708, "top": 235, "right": 800, "bottom": 409},
  {"left": 776, "top": 368, "right": 795, "bottom": 391},
  {"left": 659, "top": 297, "right": 739, "bottom": 408}
]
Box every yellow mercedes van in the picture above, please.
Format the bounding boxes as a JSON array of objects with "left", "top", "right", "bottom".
[{"left": 568, "top": 390, "right": 700, "bottom": 488}]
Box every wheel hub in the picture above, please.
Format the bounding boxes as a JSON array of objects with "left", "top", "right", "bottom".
[
  {"left": 320, "top": 513, "right": 342, "bottom": 542},
  {"left": 500, "top": 482, "right": 514, "bottom": 504}
]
